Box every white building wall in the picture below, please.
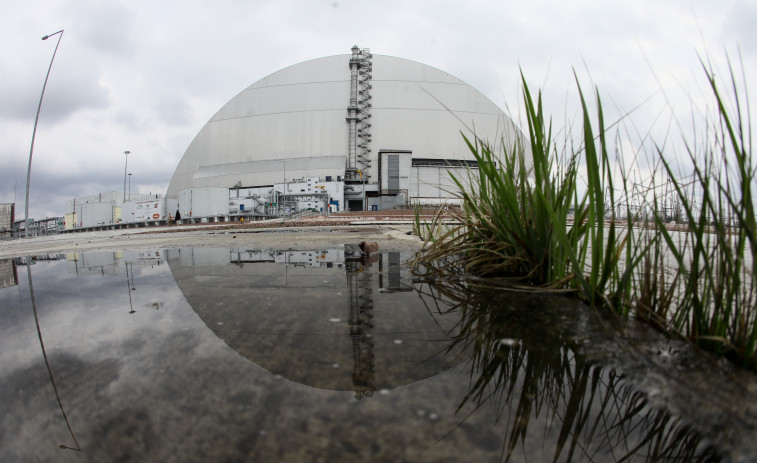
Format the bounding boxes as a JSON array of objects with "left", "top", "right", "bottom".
[
  {"left": 80, "top": 203, "right": 114, "bottom": 227},
  {"left": 166, "top": 52, "right": 528, "bottom": 206},
  {"left": 379, "top": 151, "right": 412, "bottom": 195},
  {"left": 178, "top": 187, "right": 228, "bottom": 219},
  {"left": 411, "top": 166, "right": 476, "bottom": 205},
  {"left": 122, "top": 198, "right": 169, "bottom": 223},
  {"left": 168, "top": 55, "right": 352, "bottom": 195},
  {"left": 367, "top": 74, "right": 513, "bottom": 182}
]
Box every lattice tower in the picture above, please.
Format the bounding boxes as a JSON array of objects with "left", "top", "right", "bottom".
[{"left": 356, "top": 49, "right": 372, "bottom": 177}]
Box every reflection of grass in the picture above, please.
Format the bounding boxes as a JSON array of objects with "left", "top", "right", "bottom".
[
  {"left": 413, "top": 64, "right": 757, "bottom": 371},
  {"left": 417, "top": 279, "right": 720, "bottom": 462}
]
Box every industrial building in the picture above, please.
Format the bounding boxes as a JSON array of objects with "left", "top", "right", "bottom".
[
  {"left": 56, "top": 46, "right": 527, "bottom": 230},
  {"left": 167, "top": 46, "right": 527, "bottom": 216},
  {"left": 63, "top": 192, "right": 174, "bottom": 230},
  {"left": 0, "top": 203, "right": 13, "bottom": 239},
  {"left": 4, "top": 202, "right": 64, "bottom": 237}
]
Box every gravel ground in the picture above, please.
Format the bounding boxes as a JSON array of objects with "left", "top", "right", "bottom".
[{"left": 0, "top": 221, "right": 425, "bottom": 259}]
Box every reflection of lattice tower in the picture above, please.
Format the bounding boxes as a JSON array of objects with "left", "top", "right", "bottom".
[{"left": 346, "top": 260, "right": 375, "bottom": 400}]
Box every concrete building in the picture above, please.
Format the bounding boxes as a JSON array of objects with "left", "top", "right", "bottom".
[
  {"left": 0, "top": 203, "right": 14, "bottom": 239},
  {"left": 60, "top": 46, "right": 528, "bottom": 230},
  {"left": 167, "top": 46, "right": 528, "bottom": 212},
  {"left": 64, "top": 192, "right": 173, "bottom": 230}
]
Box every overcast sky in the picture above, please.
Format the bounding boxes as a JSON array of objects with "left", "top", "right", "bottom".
[{"left": 1, "top": 0, "right": 754, "bottom": 219}]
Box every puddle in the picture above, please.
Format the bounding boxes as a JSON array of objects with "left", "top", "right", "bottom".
[{"left": 1, "top": 247, "right": 755, "bottom": 462}]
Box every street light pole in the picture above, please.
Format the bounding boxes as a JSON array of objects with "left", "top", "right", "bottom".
[
  {"left": 24, "top": 29, "right": 64, "bottom": 238},
  {"left": 128, "top": 173, "right": 132, "bottom": 202},
  {"left": 122, "top": 150, "right": 130, "bottom": 203}
]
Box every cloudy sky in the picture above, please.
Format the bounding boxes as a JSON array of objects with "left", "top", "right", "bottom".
[{"left": 1, "top": 0, "right": 754, "bottom": 219}]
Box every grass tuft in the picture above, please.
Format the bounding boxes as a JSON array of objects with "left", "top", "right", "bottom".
[{"left": 412, "top": 61, "right": 757, "bottom": 371}]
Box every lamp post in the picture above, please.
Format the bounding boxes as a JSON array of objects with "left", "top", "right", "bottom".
[
  {"left": 127, "top": 173, "right": 132, "bottom": 202},
  {"left": 24, "top": 29, "right": 64, "bottom": 238},
  {"left": 122, "top": 150, "right": 130, "bottom": 203}
]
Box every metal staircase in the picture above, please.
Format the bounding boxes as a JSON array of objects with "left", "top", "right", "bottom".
[
  {"left": 356, "top": 48, "right": 372, "bottom": 177},
  {"left": 346, "top": 46, "right": 373, "bottom": 181}
]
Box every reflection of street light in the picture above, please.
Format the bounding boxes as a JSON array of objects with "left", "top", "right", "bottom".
[
  {"left": 24, "top": 29, "right": 64, "bottom": 238},
  {"left": 128, "top": 173, "right": 132, "bottom": 202},
  {"left": 26, "top": 256, "right": 82, "bottom": 451},
  {"left": 122, "top": 151, "right": 131, "bottom": 203},
  {"left": 126, "top": 261, "right": 136, "bottom": 314}
]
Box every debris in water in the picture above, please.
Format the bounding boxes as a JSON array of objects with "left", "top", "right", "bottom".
[{"left": 359, "top": 241, "right": 379, "bottom": 255}]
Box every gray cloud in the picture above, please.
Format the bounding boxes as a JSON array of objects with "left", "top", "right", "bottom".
[
  {"left": 1, "top": 0, "right": 754, "bottom": 220},
  {"left": 721, "top": 2, "right": 757, "bottom": 67},
  {"left": 0, "top": 37, "right": 110, "bottom": 123},
  {"left": 58, "top": 0, "right": 139, "bottom": 57}
]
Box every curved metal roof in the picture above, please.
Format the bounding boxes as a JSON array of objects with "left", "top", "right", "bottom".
[{"left": 167, "top": 52, "right": 524, "bottom": 197}]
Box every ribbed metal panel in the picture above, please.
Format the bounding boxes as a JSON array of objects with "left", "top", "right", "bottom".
[
  {"left": 387, "top": 155, "right": 400, "bottom": 191},
  {"left": 167, "top": 52, "right": 527, "bottom": 200},
  {"left": 178, "top": 187, "right": 229, "bottom": 218},
  {"left": 79, "top": 203, "right": 114, "bottom": 227},
  {"left": 411, "top": 165, "right": 475, "bottom": 204}
]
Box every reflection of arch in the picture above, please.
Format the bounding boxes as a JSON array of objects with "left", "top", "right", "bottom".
[{"left": 167, "top": 248, "right": 462, "bottom": 397}]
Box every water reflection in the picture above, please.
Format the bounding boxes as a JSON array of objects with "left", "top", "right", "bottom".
[
  {"left": 416, "top": 277, "right": 726, "bottom": 462},
  {"left": 3, "top": 248, "right": 755, "bottom": 461},
  {"left": 0, "top": 258, "right": 18, "bottom": 289},
  {"left": 65, "top": 250, "right": 164, "bottom": 277},
  {"left": 167, "top": 247, "right": 462, "bottom": 399},
  {"left": 25, "top": 256, "right": 81, "bottom": 452}
]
